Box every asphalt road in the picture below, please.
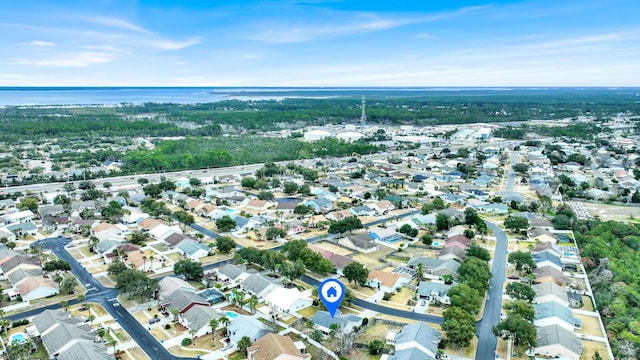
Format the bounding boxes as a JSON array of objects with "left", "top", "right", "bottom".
[
  {"left": 475, "top": 222, "right": 508, "bottom": 360},
  {"left": 30, "top": 237, "right": 193, "bottom": 360}
]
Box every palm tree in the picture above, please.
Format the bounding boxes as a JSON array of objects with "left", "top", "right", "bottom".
[
  {"left": 209, "top": 318, "right": 220, "bottom": 338},
  {"left": 88, "top": 314, "right": 96, "bottom": 327},
  {"left": 96, "top": 327, "right": 107, "bottom": 342},
  {"left": 77, "top": 294, "right": 86, "bottom": 306},
  {"left": 0, "top": 319, "right": 10, "bottom": 336},
  {"left": 170, "top": 308, "right": 180, "bottom": 322},
  {"left": 218, "top": 316, "right": 230, "bottom": 337},
  {"left": 149, "top": 255, "right": 155, "bottom": 272},
  {"left": 60, "top": 300, "right": 69, "bottom": 312},
  {"left": 247, "top": 297, "right": 259, "bottom": 314},
  {"left": 107, "top": 339, "right": 117, "bottom": 358},
  {"left": 189, "top": 328, "right": 197, "bottom": 339},
  {"left": 84, "top": 303, "right": 93, "bottom": 314},
  {"left": 142, "top": 255, "right": 148, "bottom": 272}
]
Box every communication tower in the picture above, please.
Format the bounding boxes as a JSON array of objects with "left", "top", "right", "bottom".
[{"left": 360, "top": 95, "right": 367, "bottom": 126}]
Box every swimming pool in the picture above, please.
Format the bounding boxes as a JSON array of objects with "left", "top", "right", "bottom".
[
  {"left": 11, "top": 332, "right": 26, "bottom": 344},
  {"left": 225, "top": 311, "right": 238, "bottom": 318},
  {"left": 433, "top": 241, "right": 440, "bottom": 247}
]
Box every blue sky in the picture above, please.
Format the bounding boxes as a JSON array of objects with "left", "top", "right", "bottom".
[{"left": 1, "top": 0, "right": 639, "bottom": 86}]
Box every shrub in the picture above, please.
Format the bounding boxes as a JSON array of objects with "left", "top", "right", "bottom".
[
  {"left": 11, "top": 319, "right": 29, "bottom": 327},
  {"left": 382, "top": 292, "right": 393, "bottom": 301},
  {"left": 181, "top": 338, "right": 192, "bottom": 346},
  {"left": 164, "top": 324, "right": 171, "bottom": 330}
]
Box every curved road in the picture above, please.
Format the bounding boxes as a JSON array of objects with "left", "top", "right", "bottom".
[
  {"left": 475, "top": 222, "right": 508, "bottom": 360},
  {"left": 30, "top": 237, "right": 193, "bottom": 360}
]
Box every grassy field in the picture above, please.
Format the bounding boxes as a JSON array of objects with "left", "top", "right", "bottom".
[
  {"left": 357, "top": 322, "right": 403, "bottom": 345},
  {"left": 581, "top": 340, "right": 612, "bottom": 360},
  {"left": 575, "top": 313, "right": 604, "bottom": 337},
  {"left": 378, "top": 287, "right": 413, "bottom": 310}
]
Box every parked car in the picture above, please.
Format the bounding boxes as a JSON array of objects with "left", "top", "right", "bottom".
[{"left": 149, "top": 318, "right": 161, "bottom": 324}]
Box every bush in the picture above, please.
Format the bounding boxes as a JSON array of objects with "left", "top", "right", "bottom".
[
  {"left": 382, "top": 292, "right": 393, "bottom": 301},
  {"left": 181, "top": 338, "right": 192, "bottom": 346},
  {"left": 164, "top": 324, "right": 171, "bottom": 330},
  {"left": 11, "top": 319, "right": 29, "bottom": 327}
]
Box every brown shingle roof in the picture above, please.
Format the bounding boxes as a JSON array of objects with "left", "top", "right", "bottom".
[{"left": 247, "top": 333, "right": 310, "bottom": 360}]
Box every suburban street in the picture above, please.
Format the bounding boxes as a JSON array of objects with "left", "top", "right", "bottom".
[{"left": 475, "top": 222, "right": 508, "bottom": 360}]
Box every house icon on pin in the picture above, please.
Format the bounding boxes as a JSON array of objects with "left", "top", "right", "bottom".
[{"left": 326, "top": 285, "right": 338, "bottom": 298}]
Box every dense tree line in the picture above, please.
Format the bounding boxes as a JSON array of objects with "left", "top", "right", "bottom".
[{"left": 577, "top": 220, "right": 640, "bottom": 359}]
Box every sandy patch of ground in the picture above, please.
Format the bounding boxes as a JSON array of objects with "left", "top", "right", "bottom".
[
  {"left": 313, "top": 242, "right": 354, "bottom": 256},
  {"left": 575, "top": 313, "right": 604, "bottom": 337},
  {"left": 578, "top": 201, "right": 640, "bottom": 222}
]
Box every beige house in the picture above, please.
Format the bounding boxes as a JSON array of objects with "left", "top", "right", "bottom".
[{"left": 248, "top": 333, "right": 310, "bottom": 360}]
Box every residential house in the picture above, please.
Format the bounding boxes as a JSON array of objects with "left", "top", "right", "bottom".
[
  {"left": 529, "top": 227, "right": 559, "bottom": 244},
  {"left": 304, "top": 198, "right": 333, "bottom": 213},
  {"left": 411, "top": 214, "right": 436, "bottom": 227},
  {"left": 533, "top": 252, "right": 563, "bottom": 271},
  {"left": 311, "top": 311, "right": 362, "bottom": 335},
  {"left": 180, "top": 305, "right": 221, "bottom": 338},
  {"left": 475, "top": 203, "right": 509, "bottom": 214},
  {"left": 533, "top": 325, "right": 583, "bottom": 360},
  {"left": 246, "top": 199, "right": 272, "bottom": 212},
  {"left": 176, "top": 238, "right": 210, "bottom": 261},
  {"left": 534, "top": 301, "right": 582, "bottom": 331},
  {"left": 416, "top": 281, "right": 451, "bottom": 304},
  {"left": 217, "top": 264, "right": 251, "bottom": 286},
  {"left": 247, "top": 333, "right": 311, "bottom": 360},
  {"left": 2, "top": 210, "right": 34, "bottom": 224},
  {"left": 29, "top": 310, "right": 112, "bottom": 360},
  {"left": 444, "top": 234, "right": 471, "bottom": 250},
  {"left": 95, "top": 238, "right": 121, "bottom": 254},
  {"left": 240, "top": 274, "right": 280, "bottom": 298},
  {"left": 228, "top": 315, "right": 270, "bottom": 347},
  {"left": 16, "top": 276, "right": 59, "bottom": 302},
  {"left": 446, "top": 225, "right": 466, "bottom": 238},
  {"left": 264, "top": 286, "right": 313, "bottom": 315},
  {"left": 325, "top": 209, "right": 354, "bottom": 222},
  {"left": 438, "top": 246, "right": 466, "bottom": 262},
  {"left": 160, "top": 289, "right": 210, "bottom": 315},
  {"left": 38, "top": 204, "right": 65, "bottom": 217},
  {"left": 533, "top": 265, "right": 570, "bottom": 286},
  {"left": 408, "top": 257, "right": 460, "bottom": 278},
  {"left": 369, "top": 226, "right": 403, "bottom": 244},
  {"left": 369, "top": 200, "right": 395, "bottom": 215},
  {"left": 339, "top": 233, "right": 379, "bottom": 253},
  {"left": 533, "top": 282, "right": 569, "bottom": 308},
  {"left": 366, "top": 269, "right": 411, "bottom": 293},
  {"left": 386, "top": 322, "right": 441, "bottom": 360},
  {"left": 159, "top": 276, "right": 196, "bottom": 299},
  {"left": 567, "top": 290, "right": 583, "bottom": 308},
  {"left": 163, "top": 232, "right": 190, "bottom": 248}
]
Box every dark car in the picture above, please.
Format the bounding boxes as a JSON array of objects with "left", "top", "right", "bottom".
[{"left": 148, "top": 318, "right": 161, "bottom": 324}]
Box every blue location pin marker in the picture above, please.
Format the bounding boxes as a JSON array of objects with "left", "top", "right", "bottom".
[{"left": 319, "top": 278, "right": 345, "bottom": 318}]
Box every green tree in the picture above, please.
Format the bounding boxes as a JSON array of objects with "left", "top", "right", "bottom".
[
  {"left": 492, "top": 314, "right": 537, "bottom": 348},
  {"left": 293, "top": 204, "right": 311, "bottom": 216},
  {"left": 283, "top": 181, "right": 299, "bottom": 194},
  {"left": 241, "top": 177, "right": 256, "bottom": 188},
  {"left": 18, "top": 197, "right": 39, "bottom": 212},
  {"left": 174, "top": 210, "right": 195, "bottom": 228},
  {"left": 436, "top": 213, "right": 451, "bottom": 231},
  {"left": 343, "top": 262, "right": 369, "bottom": 288},
  {"left": 448, "top": 284, "right": 481, "bottom": 315},
  {"left": 368, "top": 339, "right": 385, "bottom": 355},
  {"left": 215, "top": 215, "right": 237, "bottom": 232},
  {"left": 257, "top": 191, "right": 275, "bottom": 201},
  {"left": 503, "top": 215, "right": 529, "bottom": 233},
  {"left": 458, "top": 257, "right": 492, "bottom": 293},
  {"left": 174, "top": 259, "right": 204, "bottom": 281},
  {"left": 216, "top": 235, "right": 236, "bottom": 253},
  {"left": 464, "top": 207, "right": 480, "bottom": 225},
  {"left": 504, "top": 300, "right": 535, "bottom": 322},
  {"left": 513, "top": 163, "right": 530, "bottom": 174},
  {"left": 107, "top": 261, "right": 128, "bottom": 276},
  {"left": 466, "top": 242, "right": 491, "bottom": 262},
  {"left": 421, "top": 234, "right": 434, "bottom": 246},
  {"left": 328, "top": 217, "right": 363, "bottom": 235},
  {"left": 265, "top": 227, "right": 286, "bottom": 240},
  {"left": 143, "top": 183, "right": 162, "bottom": 198},
  {"left": 129, "top": 230, "right": 151, "bottom": 245},
  {"left": 60, "top": 276, "right": 79, "bottom": 294},
  {"left": 508, "top": 251, "right": 536, "bottom": 274},
  {"left": 442, "top": 306, "right": 476, "bottom": 349},
  {"left": 631, "top": 190, "right": 640, "bottom": 203},
  {"left": 505, "top": 282, "right": 536, "bottom": 303},
  {"left": 237, "top": 336, "right": 252, "bottom": 355}
]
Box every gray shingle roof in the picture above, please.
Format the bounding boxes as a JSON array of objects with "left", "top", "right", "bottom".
[
  {"left": 536, "top": 324, "right": 583, "bottom": 356},
  {"left": 311, "top": 311, "right": 362, "bottom": 331},
  {"left": 6, "top": 267, "right": 43, "bottom": 285},
  {"left": 533, "top": 282, "right": 568, "bottom": 303},
  {"left": 228, "top": 315, "right": 269, "bottom": 344},
  {"left": 394, "top": 322, "right": 441, "bottom": 356},
  {"left": 218, "top": 264, "right": 246, "bottom": 281},
  {"left": 56, "top": 341, "right": 112, "bottom": 360},
  {"left": 416, "top": 281, "right": 451, "bottom": 297},
  {"left": 535, "top": 301, "right": 581, "bottom": 328},
  {"left": 162, "top": 289, "right": 209, "bottom": 313},
  {"left": 182, "top": 305, "right": 220, "bottom": 331},
  {"left": 240, "top": 274, "right": 278, "bottom": 296},
  {"left": 389, "top": 347, "right": 436, "bottom": 360}
]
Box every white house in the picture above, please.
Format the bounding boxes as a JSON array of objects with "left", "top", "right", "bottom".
[
  {"left": 16, "top": 277, "right": 59, "bottom": 302},
  {"left": 264, "top": 286, "right": 313, "bottom": 315},
  {"left": 2, "top": 210, "right": 35, "bottom": 224}
]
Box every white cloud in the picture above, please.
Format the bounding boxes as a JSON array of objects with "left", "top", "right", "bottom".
[
  {"left": 147, "top": 37, "right": 201, "bottom": 50},
  {"left": 28, "top": 40, "right": 55, "bottom": 46},
  {"left": 89, "top": 17, "right": 153, "bottom": 35},
  {"left": 245, "top": 5, "right": 489, "bottom": 43},
  {"left": 13, "top": 52, "right": 116, "bottom": 67}
]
